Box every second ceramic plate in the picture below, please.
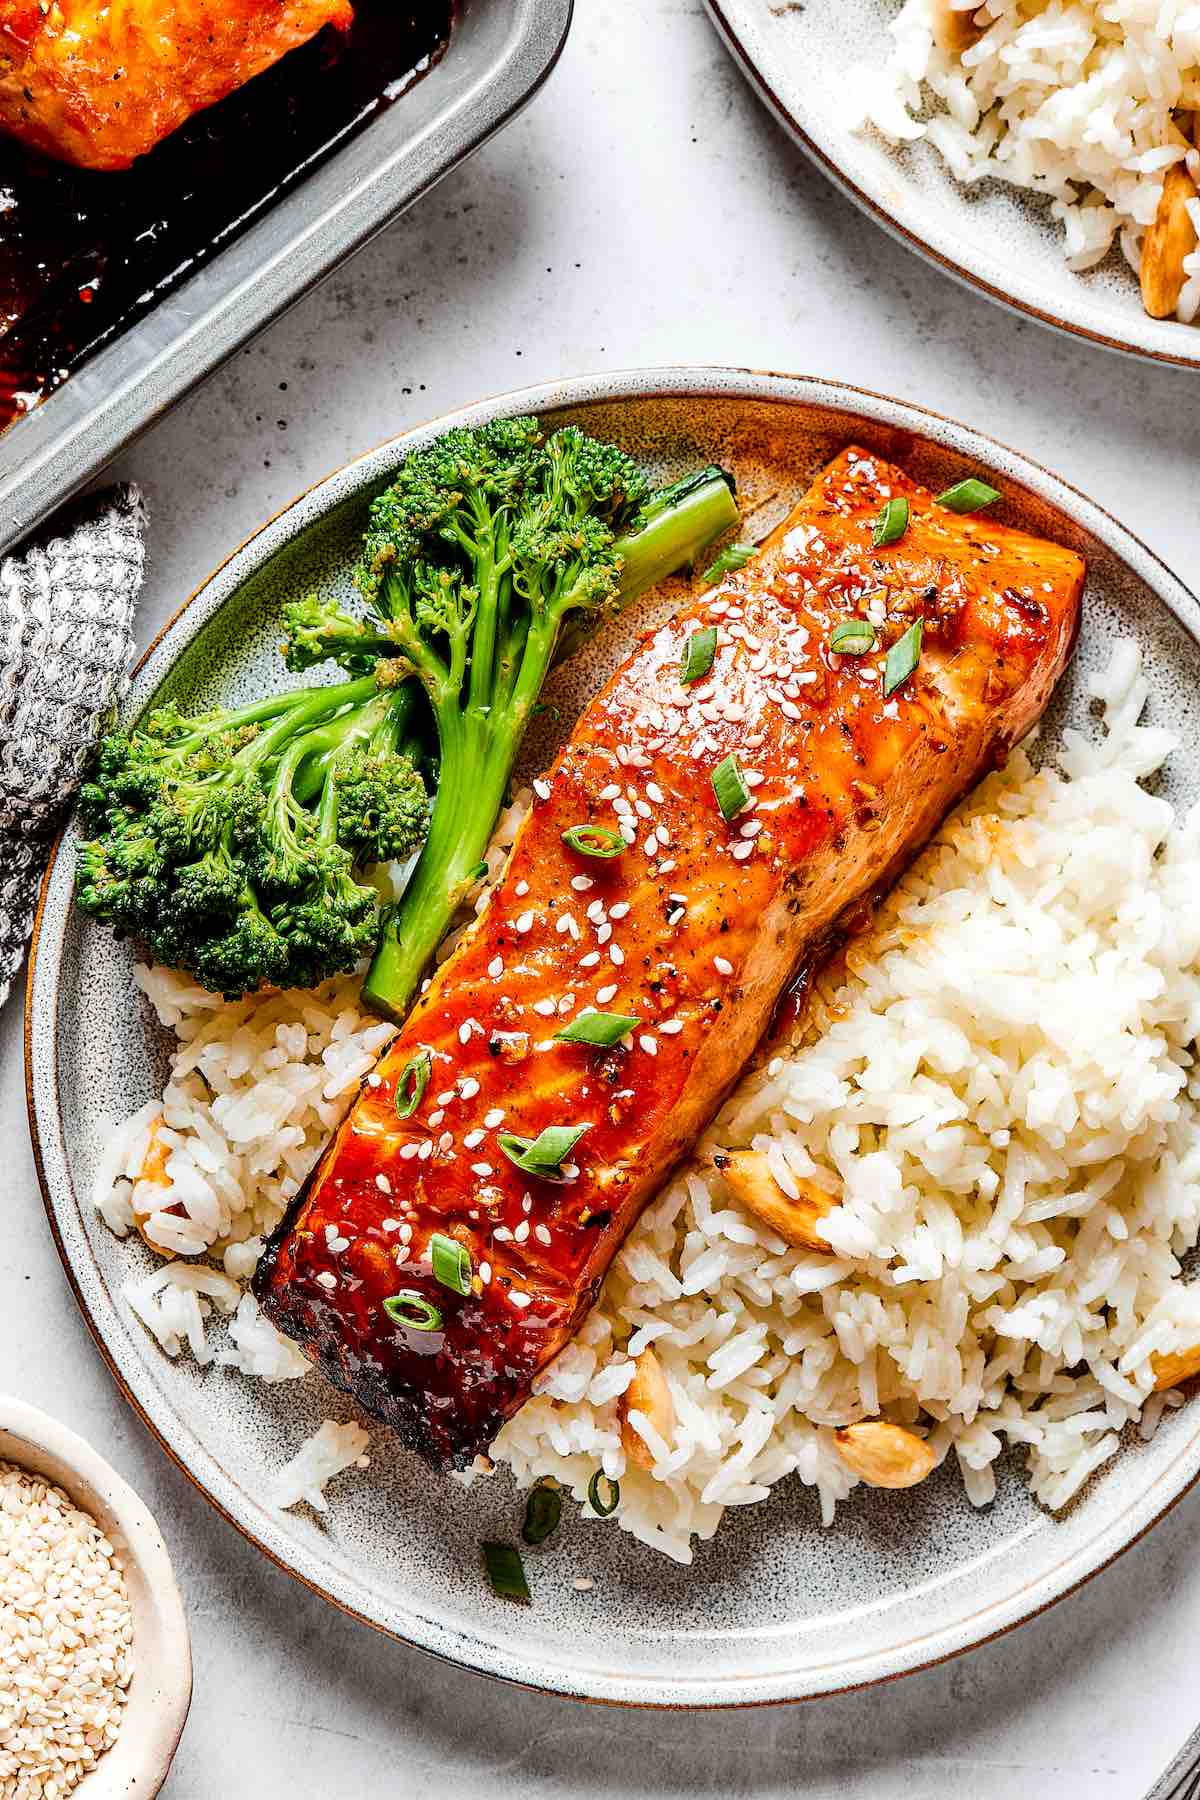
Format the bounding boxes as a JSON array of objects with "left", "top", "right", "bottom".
[
  {"left": 26, "top": 369, "right": 1200, "bottom": 1706},
  {"left": 704, "top": 0, "right": 1200, "bottom": 370}
]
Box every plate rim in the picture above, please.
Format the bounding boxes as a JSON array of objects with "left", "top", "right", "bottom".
[
  {"left": 25, "top": 365, "right": 1200, "bottom": 1708},
  {"left": 701, "top": 0, "right": 1200, "bottom": 373}
]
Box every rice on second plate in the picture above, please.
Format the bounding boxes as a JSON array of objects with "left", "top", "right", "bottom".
[
  {"left": 850, "top": 1, "right": 1200, "bottom": 316},
  {"left": 97, "top": 643, "right": 1200, "bottom": 1559}
]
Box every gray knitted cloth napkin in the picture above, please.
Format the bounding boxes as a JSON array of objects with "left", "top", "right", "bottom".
[{"left": 0, "top": 487, "right": 147, "bottom": 1010}]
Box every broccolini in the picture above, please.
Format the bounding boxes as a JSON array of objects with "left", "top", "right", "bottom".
[
  {"left": 282, "top": 415, "right": 739, "bottom": 1021},
  {"left": 75, "top": 667, "right": 428, "bottom": 997}
]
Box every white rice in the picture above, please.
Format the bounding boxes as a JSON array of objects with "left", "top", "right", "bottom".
[
  {"left": 92, "top": 970, "right": 397, "bottom": 1264},
  {"left": 97, "top": 659, "right": 1200, "bottom": 1556},
  {"left": 851, "top": 1, "right": 1200, "bottom": 317},
  {"left": 273, "top": 1422, "right": 371, "bottom": 1514}
]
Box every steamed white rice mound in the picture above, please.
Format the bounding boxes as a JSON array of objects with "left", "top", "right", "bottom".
[
  {"left": 851, "top": 1, "right": 1200, "bottom": 318},
  {"left": 92, "top": 971, "right": 395, "bottom": 1390},
  {"left": 95, "top": 971, "right": 396, "bottom": 1260},
  {"left": 98, "top": 644, "right": 1200, "bottom": 1558}
]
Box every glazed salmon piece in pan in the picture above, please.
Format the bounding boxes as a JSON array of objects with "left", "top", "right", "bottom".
[
  {"left": 0, "top": 0, "right": 353, "bottom": 170},
  {"left": 254, "top": 445, "right": 1084, "bottom": 1468}
]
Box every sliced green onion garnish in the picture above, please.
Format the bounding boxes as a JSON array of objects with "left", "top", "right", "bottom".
[
  {"left": 394, "top": 1049, "right": 431, "bottom": 1121},
  {"left": 700, "top": 542, "right": 755, "bottom": 586},
  {"left": 468, "top": 860, "right": 489, "bottom": 881},
  {"left": 712, "top": 753, "right": 750, "bottom": 821},
  {"left": 680, "top": 626, "right": 718, "bottom": 685},
  {"left": 482, "top": 1541, "right": 530, "bottom": 1604},
  {"left": 936, "top": 477, "right": 1001, "bottom": 513},
  {"left": 429, "top": 1232, "right": 472, "bottom": 1296},
  {"left": 829, "top": 619, "right": 876, "bottom": 656},
  {"left": 587, "top": 1470, "right": 620, "bottom": 1517},
  {"left": 872, "top": 497, "right": 910, "bottom": 547},
  {"left": 498, "top": 1124, "right": 589, "bottom": 1180},
  {"left": 883, "top": 619, "right": 923, "bottom": 697},
  {"left": 522, "top": 1483, "right": 563, "bottom": 1545},
  {"left": 562, "top": 823, "right": 626, "bottom": 859},
  {"left": 555, "top": 1011, "right": 638, "bottom": 1048},
  {"left": 382, "top": 1290, "right": 442, "bottom": 1332}
]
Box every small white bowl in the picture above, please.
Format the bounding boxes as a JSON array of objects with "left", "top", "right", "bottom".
[{"left": 0, "top": 1397, "right": 192, "bottom": 1797}]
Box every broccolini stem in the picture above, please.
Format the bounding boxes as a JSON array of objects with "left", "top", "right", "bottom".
[
  {"left": 466, "top": 542, "right": 501, "bottom": 717},
  {"left": 314, "top": 749, "right": 342, "bottom": 847},
  {"left": 612, "top": 467, "right": 738, "bottom": 600},
  {"left": 265, "top": 737, "right": 314, "bottom": 842},
  {"left": 366, "top": 687, "right": 416, "bottom": 757},
  {"left": 150, "top": 677, "right": 376, "bottom": 779},
  {"left": 553, "top": 469, "right": 739, "bottom": 667},
  {"left": 162, "top": 688, "right": 308, "bottom": 751},
  {"left": 290, "top": 683, "right": 418, "bottom": 808},
  {"left": 359, "top": 470, "right": 740, "bottom": 1024},
  {"left": 236, "top": 674, "right": 383, "bottom": 770},
  {"left": 360, "top": 706, "right": 508, "bottom": 1021}
]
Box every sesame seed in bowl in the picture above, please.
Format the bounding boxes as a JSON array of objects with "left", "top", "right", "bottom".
[
  {"left": 0, "top": 1400, "right": 191, "bottom": 1799},
  {"left": 1, "top": 1461, "right": 132, "bottom": 1791}
]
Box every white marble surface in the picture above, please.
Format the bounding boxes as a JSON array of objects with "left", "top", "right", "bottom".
[{"left": 6, "top": 1, "right": 1199, "bottom": 1793}]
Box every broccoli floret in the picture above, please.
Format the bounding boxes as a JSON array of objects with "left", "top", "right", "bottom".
[
  {"left": 190, "top": 906, "right": 292, "bottom": 999},
  {"left": 331, "top": 743, "right": 429, "bottom": 864},
  {"left": 74, "top": 671, "right": 429, "bottom": 999},
  {"left": 74, "top": 838, "right": 161, "bottom": 938},
  {"left": 284, "top": 415, "right": 739, "bottom": 1023},
  {"left": 170, "top": 847, "right": 246, "bottom": 932},
  {"left": 270, "top": 845, "right": 380, "bottom": 991},
  {"left": 281, "top": 595, "right": 399, "bottom": 676}
]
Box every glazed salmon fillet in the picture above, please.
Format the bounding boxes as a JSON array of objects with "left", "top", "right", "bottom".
[
  {"left": 0, "top": 0, "right": 352, "bottom": 170},
  {"left": 255, "top": 446, "right": 1084, "bottom": 1468}
]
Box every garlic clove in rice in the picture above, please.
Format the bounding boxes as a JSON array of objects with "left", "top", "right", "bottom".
[
  {"left": 1151, "top": 1345, "right": 1200, "bottom": 1392},
  {"left": 619, "top": 1348, "right": 676, "bottom": 1470},
  {"left": 130, "top": 1116, "right": 182, "bottom": 1259},
  {"left": 931, "top": 0, "right": 985, "bottom": 56},
  {"left": 834, "top": 1422, "right": 937, "bottom": 1490},
  {"left": 1140, "top": 156, "right": 1199, "bottom": 319},
  {"left": 713, "top": 1149, "right": 837, "bottom": 1253}
]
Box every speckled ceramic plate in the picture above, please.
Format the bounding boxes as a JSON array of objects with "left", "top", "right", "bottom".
[
  {"left": 703, "top": 0, "right": 1200, "bottom": 370},
  {"left": 25, "top": 370, "right": 1200, "bottom": 1707}
]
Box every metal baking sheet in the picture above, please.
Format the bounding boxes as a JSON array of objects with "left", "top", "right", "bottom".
[{"left": 0, "top": 0, "right": 572, "bottom": 557}]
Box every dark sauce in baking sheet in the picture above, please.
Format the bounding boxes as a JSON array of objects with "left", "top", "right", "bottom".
[{"left": 0, "top": 2, "right": 454, "bottom": 435}]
